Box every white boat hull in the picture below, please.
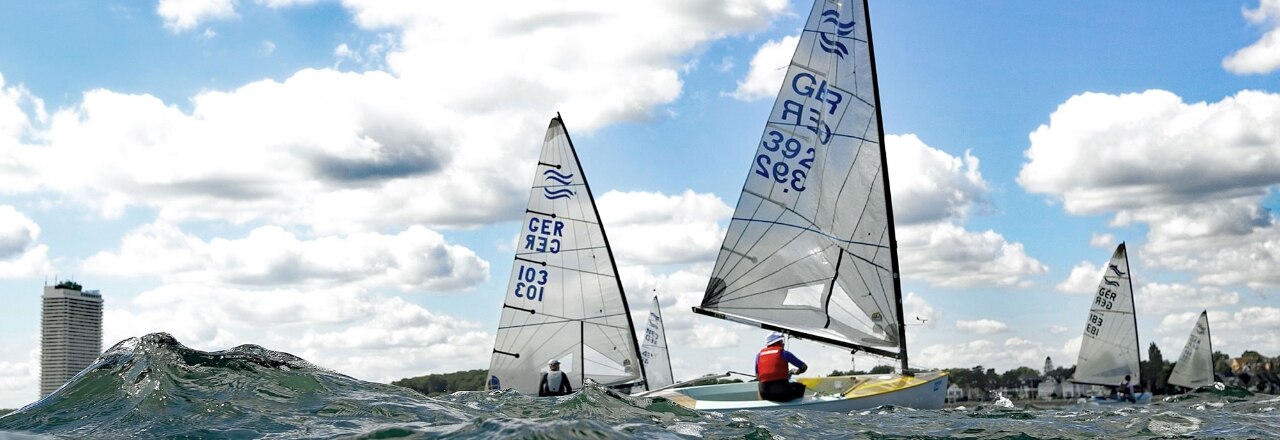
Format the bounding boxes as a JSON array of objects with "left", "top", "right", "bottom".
[
  {"left": 647, "top": 371, "right": 948, "bottom": 412},
  {"left": 1084, "top": 392, "right": 1152, "bottom": 405}
]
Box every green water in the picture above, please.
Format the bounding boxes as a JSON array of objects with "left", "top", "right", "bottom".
[{"left": 1, "top": 333, "right": 1276, "bottom": 439}]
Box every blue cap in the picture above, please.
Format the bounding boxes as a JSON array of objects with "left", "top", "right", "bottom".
[{"left": 765, "top": 332, "right": 785, "bottom": 346}]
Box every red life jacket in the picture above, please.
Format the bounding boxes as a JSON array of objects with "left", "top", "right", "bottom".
[{"left": 757, "top": 345, "right": 789, "bottom": 382}]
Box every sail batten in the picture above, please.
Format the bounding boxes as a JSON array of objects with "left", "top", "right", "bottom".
[
  {"left": 488, "top": 115, "right": 645, "bottom": 393},
  {"left": 1071, "top": 243, "right": 1142, "bottom": 386}
]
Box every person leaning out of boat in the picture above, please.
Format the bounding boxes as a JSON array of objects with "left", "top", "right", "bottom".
[
  {"left": 539, "top": 359, "right": 573, "bottom": 397},
  {"left": 756, "top": 332, "right": 808, "bottom": 402}
]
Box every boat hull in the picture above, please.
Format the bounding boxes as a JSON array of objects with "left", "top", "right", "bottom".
[
  {"left": 1084, "top": 392, "right": 1152, "bottom": 405},
  {"left": 647, "top": 371, "right": 948, "bottom": 412}
]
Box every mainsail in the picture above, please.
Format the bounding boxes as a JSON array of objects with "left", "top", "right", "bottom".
[
  {"left": 488, "top": 115, "right": 646, "bottom": 394},
  {"left": 1071, "top": 243, "right": 1141, "bottom": 387},
  {"left": 638, "top": 295, "right": 674, "bottom": 391},
  {"left": 695, "top": 0, "right": 908, "bottom": 368},
  {"left": 1168, "top": 311, "right": 1214, "bottom": 390}
]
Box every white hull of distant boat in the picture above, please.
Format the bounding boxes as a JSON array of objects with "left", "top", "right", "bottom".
[
  {"left": 1084, "top": 392, "right": 1152, "bottom": 405},
  {"left": 648, "top": 371, "right": 948, "bottom": 412}
]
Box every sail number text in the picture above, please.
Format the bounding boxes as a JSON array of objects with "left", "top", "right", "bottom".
[
  {"left": 755, "top": 130, "right": 814, "bottom": 192},
  {"left": 514, "top": 265, "right": 548, "bottom": 301},
  {"left": 1085, "top": 313, "right": 1104, "bottom": 336},
  {"left": 754, "top": 72, "right": 846, "bottom": 193},
  {"left": 524, "top": 216, "right": 564, "bottom": 254},
  {"left": 1094, "top": 287, "right": 1118, "bottom": 310}
]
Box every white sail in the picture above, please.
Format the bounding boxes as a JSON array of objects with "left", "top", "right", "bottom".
[
  {"left": 487, "top": 116, "right": 645, "bottom": 394},
  {"left": 1071, "top": 243, "right": 1141, "bottom": 387},
  {"left": 638, "top": 295, "right": 674, "bottom": 391},
  {"left": 1168, "top": 311, "right": 1214, "bottom": 390},
  {"left": 697, "top": 0, "right": 905, "bottom": 361}
]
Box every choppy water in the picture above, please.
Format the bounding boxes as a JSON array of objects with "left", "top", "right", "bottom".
[{"left": 1, "top": 334, "right": 1277, "bottom": 439}]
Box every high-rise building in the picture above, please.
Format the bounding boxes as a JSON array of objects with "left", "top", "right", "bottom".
[{"left": 40, "top": 281, "right": 103, "bottom": 397}]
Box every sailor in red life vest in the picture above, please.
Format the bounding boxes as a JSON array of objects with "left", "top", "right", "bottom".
[{"left": 756, "top": 332, "right": 808, "bottom": 401}]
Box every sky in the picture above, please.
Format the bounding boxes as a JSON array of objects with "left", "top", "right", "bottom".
[{"left": 1, "top": 0, "right": 1279, "bottom": 408}]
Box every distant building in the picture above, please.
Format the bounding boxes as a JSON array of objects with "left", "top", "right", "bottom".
[{"left": 40, "top": 281, "right": 103, "bottom": 397}]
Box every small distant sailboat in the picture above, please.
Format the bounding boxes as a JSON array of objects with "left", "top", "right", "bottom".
[
  {"left": 647, "top": 0, "right": 947, "bottom": 411},
  {"left": 1167, "top": 311, "right": 1215, "bottom": 391},
  {"left": 1070, "top": 243, "right": 1152, "bottom": 404},
  {"left": 636, "top": 295, "right": 675, "bottom": 392},
  {"left": 487, "top": 114, "right": 648, "bottom": 395}
]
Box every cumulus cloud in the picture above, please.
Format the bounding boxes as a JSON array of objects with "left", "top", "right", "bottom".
[
  {"left": 1056, "top": 261, "right": 1102, "bottom": 294},
  {"left": 1090, "top": 233, "right": 1114, "bottom": 248},
  {"left": 157, "top": 0, "right": 237, "bottom": 32},
  {"left": 598, "top": 190, "right": 732, "bottom": 266},
  {"left": 82, "top": 222, "right": 488, "bottom": 292},
  {"left": 887, "top": 135, "right": 989, "bottom": 225},
  {"left": 898, "top": 223, "right": 1047, "bottom": 288},
  {"left": 955, "top": 319, "right": 1010, "bottom": 335},
  {"left": 903, "top": 292, "right": 939, "bottom": 328},
  {"left": 1223, "top": 0, "right": 1280, "bottom": 74},
  {"left": 881, "top": 135, "right": 1044, "bottom": 288},
  {"left": 4, "top": 1, "right": 791, "bottom": 233},
  {"left": 104, "top": 285, "right": 492, "bottom": 383},
  {"left": 1019, "top": 89, "right": 1280, "bottom": 290},
  {"left": 681, "top": 323, "right": 741, "bottom": 349},
  {"left": 729, "top": 35, "right": 798, "bottom": 101},
  {"left": 1019, "top": 90, "right": 1280, "bottom": 215},
  {"left": 0, "top": 206, "right": 53, "bottom": 278},
  {"left": 1136, "top": 282, "right": 1240, "bottom": 315},
  {"left": 0, "top": 348, "right": 38, "bottom": 408}
]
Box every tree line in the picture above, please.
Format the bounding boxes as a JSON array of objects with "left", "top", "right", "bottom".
[{"left": 390, "top": 346, "right": 1271, "bottom": 397}]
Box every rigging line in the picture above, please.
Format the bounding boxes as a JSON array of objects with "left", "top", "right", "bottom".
[
  {"left": 726, "top": 217, "right": 888, "bottom": 249},
  {"left": 714, "top": 243, "right": 839, "bottom": 302},
  {"left": 500, "top": 319, "right": 632, "bottom": 332},
  {"left": 523, "top": 211, "right": 602, "bottom": 226},
  {"left": 514, "top": 246, "right": 608, "bottom": 258},
  {"left": 718, "top": 182, "right": 821, "bottom": 279},
  {"left": 718, "top": 276, "right": 845, "bottom": 307},
  {"left": 497, "top": 313, "right": 574, "bottom": 374},
  {"left": 538, "top": 261, "right": 618, "bottom": 280},
  {"left": 763, "top": 123, "right": 876, "bottom": 143}
]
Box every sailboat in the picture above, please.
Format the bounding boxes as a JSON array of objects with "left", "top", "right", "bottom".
[
  {"left": 636, "top": 295, "right": 675, "bottom": 392},
  {"left": 1167, "top": 310, "right": 1215, "bottom": 391},
  {"left": 646, "top": 0, "right": 948, "bottom": 411},
  {"left": 1070, "top": 243, "right": 1152, "bottom": 404},
  {"left": 487, "top": 114, "right": 648, "bottom": 395}
]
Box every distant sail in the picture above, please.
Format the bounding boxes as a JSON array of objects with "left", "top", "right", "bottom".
[
  {"left": 696, "top": 0, "right": 905, "bottom": 362},
  {"left": 488, "top": 116, "right": 645, "bottom": 394},
  {"left": 1167, "top": 311, "right": 1214, "bottom": 390},
  {"left": 638, "top": 295, "right": 674, "bottom": 390},
  {"left": 1071, "top": 243, "right": 1141, "bottom": 386}
]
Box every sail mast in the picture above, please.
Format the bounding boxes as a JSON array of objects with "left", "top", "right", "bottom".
[
  {"left": 655, "top": 296, "right": 675, "bottom": 384},
  {"left": 860, "top": 0, "right": 909, "bottom": 373},
  {"left": 1205, "top": 311, "right": 1213, "bottom": 374},
  {"left": 1125, "top": 243, "right": 1141, "bottom": 382},
  {"left": 556, "top": 112, "right": 649, "bottom": 390}
]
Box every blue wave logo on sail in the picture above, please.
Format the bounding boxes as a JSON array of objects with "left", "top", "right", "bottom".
[
  {"left": 818, "top": 10, "right": 855, "bottom": 58},
  {"left": 543, "top": 169, "right": 576, "bottom": 200}
]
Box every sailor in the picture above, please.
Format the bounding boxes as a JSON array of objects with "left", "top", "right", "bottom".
[
  {"left": 755, "top": 332, "right": 808, "bottom": 402},
  {"left": 1117, "top": 374, "right": 1136, "bottom": 403},
  {"left": 539, "top": 359, "right": 573, "bottom": 397}
]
